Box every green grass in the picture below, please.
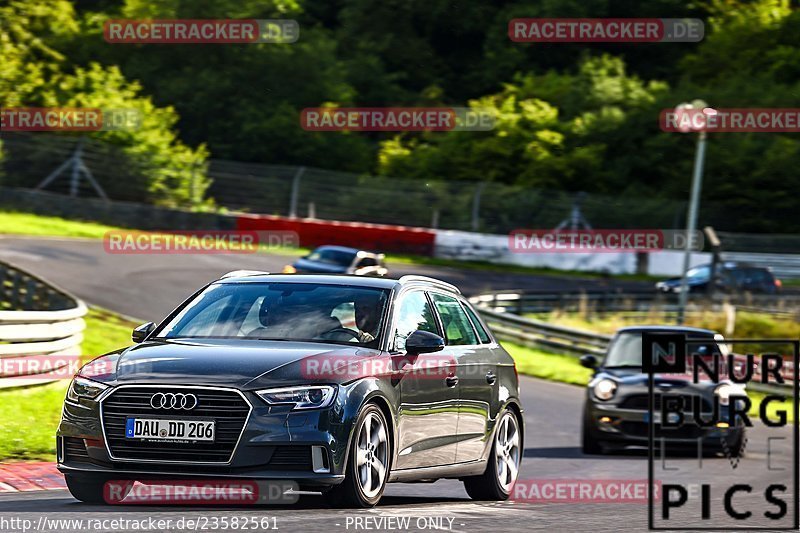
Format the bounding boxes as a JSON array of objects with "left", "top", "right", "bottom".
[
  {"left": 0, "top": 211, "right": 121, "bottom": 239},
  {"left": 529, "top": 310, "right": 800, "bottom": 340},
  {"left": 0, "top": 307, "right": 138, "bottom": 461},
  {"left": 502, "top": 341, "right": 593, "bottom": 386}
]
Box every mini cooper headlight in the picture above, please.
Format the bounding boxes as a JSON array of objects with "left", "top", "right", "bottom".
[
  {"left": 256, "top": 386, "right": 336, "bottom": 410},
  {"left": 66, "top": 376, "right": 109, "bottom": 403},
  {"left": 593, "top": 379, "right": 617, "bottom": 401},
  {"left": 715, "top": 383, "right": 746, "bottom": 406}
]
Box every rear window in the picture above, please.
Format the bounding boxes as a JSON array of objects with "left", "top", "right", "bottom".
[
  {"left": 430, "top": 293, "right": 479, "bottom": 346},
  {"left": 462, "top": 302, "right": 492, "bottom": 344}
]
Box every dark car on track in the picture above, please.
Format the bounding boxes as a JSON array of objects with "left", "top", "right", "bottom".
[
  {"left": 283, "top": 245, "right": 388, "bottom": 277},
  {"left": 655, "top": 262, "right": 781, "bottom": 294},
  {"left": 57, "top": 274, "right": 523, "bottom": 507},
  {"left": 579, "top": 326, "right": 746, "bottom": 456}
]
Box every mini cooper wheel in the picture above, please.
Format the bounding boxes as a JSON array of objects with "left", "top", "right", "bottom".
[
  {"left": 581, "top": 409, "right": 605, "bottom": 455},
  {"left": 326, "top": 404, "right": 390, "bottom": 508},
  {"left": 463, "top": 409, "right": 521, "bottom": 501}
]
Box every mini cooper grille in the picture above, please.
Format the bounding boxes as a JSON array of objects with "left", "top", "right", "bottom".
[
  {"left": 102, "top": 387, "right": 250, "bottom": 463},
  {"left": 618, "top": 394, "right": 713, "bottom": 412}
]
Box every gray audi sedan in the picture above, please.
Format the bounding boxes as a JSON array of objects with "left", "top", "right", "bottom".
[
  {"left": 57, "top": 274, "right": 523, "bottom": 507},
  {"left": 580, "top": 326, "right": 746, "bottom": 456}
]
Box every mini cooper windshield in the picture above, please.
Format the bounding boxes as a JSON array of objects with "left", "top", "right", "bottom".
[
  {"left": 157, "top": 282, "right": 390, "bottom": 347},
  {"left": 604, "top": 331, "right": 728, "bottom": 368}
]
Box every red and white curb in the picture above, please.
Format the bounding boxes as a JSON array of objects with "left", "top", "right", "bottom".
[{"left": 0, "top": 462, "right": 65, "bottom": 492}]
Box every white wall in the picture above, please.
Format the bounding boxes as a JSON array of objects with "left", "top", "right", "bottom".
[{"left": 434, "top": 230, "right": 712, "bottom": 277}]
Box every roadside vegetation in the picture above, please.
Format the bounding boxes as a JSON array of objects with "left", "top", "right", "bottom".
[{"left": 531, "top": 309, "right": 800, "bottom": 340}]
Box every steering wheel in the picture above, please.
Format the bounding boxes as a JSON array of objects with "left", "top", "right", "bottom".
[{"left": 319, "top": 327, "right": 362, "bottom": 342}]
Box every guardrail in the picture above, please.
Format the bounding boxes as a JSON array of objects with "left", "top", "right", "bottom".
[
  {"left": 474, "top": 306, "right": 611, "bottom": 356},
  {"left": 0, "top": 260, "right": 87, "bottom": 389},
  {"left": 471, "top": 289, "right": 800, "bottom": 320},
  {"left": 471, "top": 291, "right": 795, "bottom": 393}
]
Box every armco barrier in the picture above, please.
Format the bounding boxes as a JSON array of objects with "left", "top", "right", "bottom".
[
  {"left": 0, "top": 260, "right": 87, "bottom": 389},
  {"left": 470, "top": 292, "right": 794, "bottom": 393},
  {"left": 236, "top": 214, "right": 436, "bottom": 255}
]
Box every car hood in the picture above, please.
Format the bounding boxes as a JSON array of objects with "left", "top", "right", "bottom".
[
  {"left": 598, "top": 368, "right": 717, "bottom": 391},
  {"left": 86, "top": 339, "right": 379, "bottom": 389},
  {"left": 293, "top": 258, "right": 349, "bottom": 273}
]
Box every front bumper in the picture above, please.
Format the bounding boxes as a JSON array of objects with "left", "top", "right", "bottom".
[
  {"left": 587, "top": 402, "right": 745, "bottom": 448},
  {"left": 56, "top": 385, "right": 354, "bottom": 488}
]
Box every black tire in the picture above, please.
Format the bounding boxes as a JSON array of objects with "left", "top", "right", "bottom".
[
  {"left": 581, "top": 409, "right": 604, "bottom": 455},
  {"left": 66, "top": 475, "right": 130, "bottom": 504},
  {"left": 326, "top": 404, "right": 390, "bottom": 508},
  {"left": 725, "top": 432, "right": 746, "bottom": 458},
  {"left": 463, "top": 409, "right": 522, "bottom": 501}
]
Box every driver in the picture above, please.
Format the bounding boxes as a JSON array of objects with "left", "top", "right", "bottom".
[{"left": 353, "top": 292, "right": 382, "bottom": 343}]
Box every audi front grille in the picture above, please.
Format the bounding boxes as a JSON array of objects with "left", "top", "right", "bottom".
[{"left": 101, "top": 386, "right": 251, "bottom": 464}]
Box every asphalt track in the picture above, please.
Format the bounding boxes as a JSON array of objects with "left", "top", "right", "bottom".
[
  {"left": 0, "top": 236, "right": 795, "bottom": 532},
  {"left": 0, "top": 236, "right": 648, "bottom": 322}
]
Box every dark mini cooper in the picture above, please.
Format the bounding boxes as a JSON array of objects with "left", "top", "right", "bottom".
[
  {"left": 580, "top": 326, "right": 746, "bottom": 456},
  {"left": 58, "top": 274, "right": 522, "bottom": 507}
]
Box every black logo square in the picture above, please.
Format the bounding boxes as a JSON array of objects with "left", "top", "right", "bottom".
[{"left": 642, "top": 332, "right": 686, "bottom": 374}]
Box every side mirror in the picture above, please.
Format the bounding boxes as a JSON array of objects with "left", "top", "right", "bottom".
[
  {"left": 580, "top": 354, "right": 599, "bottom": 369},
  {"left": 132, "top": 322, "right": 156, "bottom": 343},
  {"left": 406, "top": 330, "right": 445, "bottom": 355}
]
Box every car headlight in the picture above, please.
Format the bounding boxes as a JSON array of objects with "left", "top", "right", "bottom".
[
  {"left": 593, "top": 379, "right": 617, "bottom": 401},
  {"left": 66, "top": 377, "right": 109, "bottom": 403},
  {"left": 256, "top": 386, "right": 336, "bottom": 410},
  {"left": 715, "top": 383, "right": 746, "bottom": 406},
  {"left": 282, "top": 265, "right": 297, "bottom": 274}
]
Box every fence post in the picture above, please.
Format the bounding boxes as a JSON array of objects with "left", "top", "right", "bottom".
[
  {"left": 471, "top": 183, "right": 485, "bottom": 232},
  {"left": 289, "top": 166, "right": 306, "bottom": 218}
]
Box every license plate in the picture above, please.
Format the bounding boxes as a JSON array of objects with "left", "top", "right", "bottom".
[{"left": 125, "top": 418, "right": 215, "bottom": 442}]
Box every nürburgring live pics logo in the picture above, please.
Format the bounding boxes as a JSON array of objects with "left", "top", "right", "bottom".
[{"left": 644, "top": 333, "right": 799, "bottom": 530}]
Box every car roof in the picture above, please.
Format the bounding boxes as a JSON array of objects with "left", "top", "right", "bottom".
[
  {"left": 215, "top": 273, "right": 460, "bottom": 294},
  {"left": 312, "top": 245, "right": 361, "bottom": 254},
  {"left": 616, "top": 325, "right": 718, "bottom": 335},
  {"left": 217, "top": 273, "right": 399, "bottom": 288}
]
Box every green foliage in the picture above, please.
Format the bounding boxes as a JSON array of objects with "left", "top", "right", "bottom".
[
  {"left": 2, "top": 0, "right": 799, "bottom": 230},
  {"left": 0, "top": 0, "right": 208, "bottom": 208}
]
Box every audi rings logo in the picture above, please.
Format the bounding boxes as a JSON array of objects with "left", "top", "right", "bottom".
[{"left": 150, "top": 392, "right": 198, "bottom": 410}]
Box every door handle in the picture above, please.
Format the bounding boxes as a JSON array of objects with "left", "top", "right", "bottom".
[
  {"left": 445, "top": 375, "right": 459, "bottom": 388},
  {"left": 486, "top": 371, "right": 497, "bottom": 385}
]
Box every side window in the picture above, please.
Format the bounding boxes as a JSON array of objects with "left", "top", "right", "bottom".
[
  {"left": 357, "top": 257, "right": 378, "bottom": 268},
  {"left": 430, "top": 293, "right": 478, "bottom": 346},
  {"left": 462, "top": 302, "right": 491, "bottom": 343},
  {"left": 393, "top": 291, "right": 438, "bottom": 351}
]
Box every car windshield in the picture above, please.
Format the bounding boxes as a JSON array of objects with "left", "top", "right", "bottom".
[
  {"left": 305, "top": 248, "right": 357, "bottom": 267},
  {"left": 603, "top": 332, "right": 724, "bottom": 368},
  {"left": 685, "top": 265, "right": 711, "bottom": 281},
  {"left": 156, "top": 282, "right": 389, "bottom": 347}
]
